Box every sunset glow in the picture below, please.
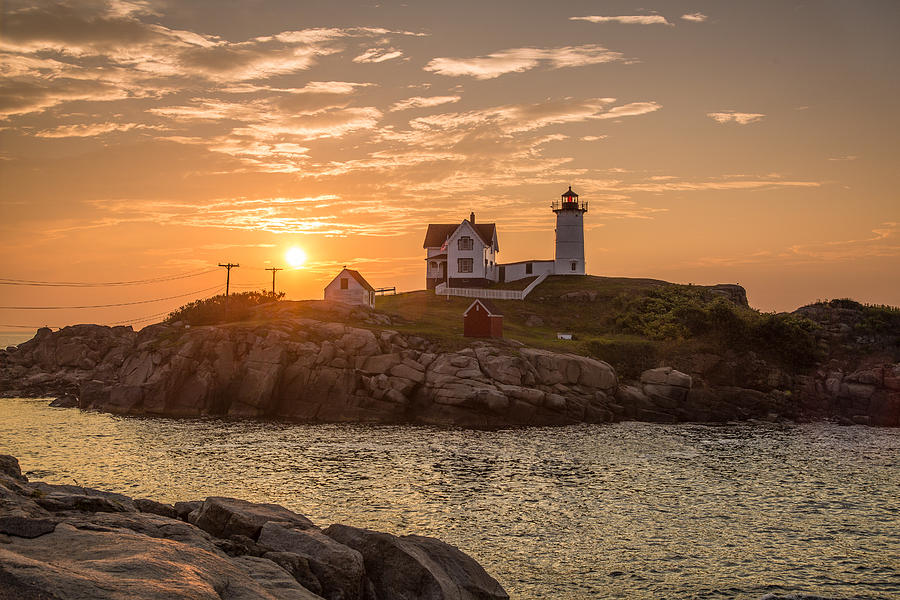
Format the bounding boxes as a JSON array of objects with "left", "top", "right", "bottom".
[
  {"left": 0, "top": 1, "right": 897, "bottom": 329},
  {"left": 285, "top": 247, "right": 307, "bottom": 268}
]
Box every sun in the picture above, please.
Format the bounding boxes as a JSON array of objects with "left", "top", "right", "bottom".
[{"left": 285, "top": 246, "right": 307, "bottom": 268}]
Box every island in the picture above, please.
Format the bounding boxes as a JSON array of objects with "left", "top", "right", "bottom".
[{"left": 1, "top": 276, "right": 897, "bottom": 428}]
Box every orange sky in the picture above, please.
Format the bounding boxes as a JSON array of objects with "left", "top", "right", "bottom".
[{"left": 1, "top": 0, "right": 898, "bottom": 329}]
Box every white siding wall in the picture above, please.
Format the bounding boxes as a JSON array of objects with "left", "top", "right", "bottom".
[
  {"left": 448, "top": 222, "right": 488, "bottom": 279},
  {"left": 554, "top": 257, "right": 585, "bottom": 275},
  {"left": 502, "top": 260, "right": 555, "bottom": 282},
  {"left": 324, "top": 277, "right": 374, "bottom": 307}
]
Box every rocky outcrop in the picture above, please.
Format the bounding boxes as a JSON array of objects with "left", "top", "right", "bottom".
[
  {"left": 1, "top": 301, "right": 897, "bottom": 427},
  {"left": 0, "top": 318, "right": 620, "bottom": 428},
  {"left": 797, "top": 363, "right": 900, "bottom": 426},
  {"left": 0, "top": 455, "right": 508, "bottom": 600}
]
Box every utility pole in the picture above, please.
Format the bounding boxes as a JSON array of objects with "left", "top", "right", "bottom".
[
  {"left": 218, "top": 263, "right": 239, "bottom": 296},
  {"left": 265, "top": 267, "right": 282, "bottom": 296}
]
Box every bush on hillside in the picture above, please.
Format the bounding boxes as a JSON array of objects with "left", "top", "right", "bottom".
[
  {"left": 166, "top": 290, "right": 284, "bottom": 326},
  {"left": 615, "top": 287, "right": 734, "bottom": 341},
  {"left": 612, "top": 287, "right": 822, "bottom": 369},
  {"left": 587, "top": 339, "right": 658, "bottom": 380}
]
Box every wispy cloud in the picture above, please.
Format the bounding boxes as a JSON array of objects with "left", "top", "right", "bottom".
[
  {"left": 0, "top": 78, "right": 136, "bottom": 117},
  {"left": 691, "top": 222, "right": 900, "bottom": 267},
  {"left": 390, "top": 95, "right": 461, "bottom": 111},
  {"left": 353, "top": 48, "right": 404, "bottom": 63},
  {"left": 0, "top": 1, "right": 421, "bottom": 117},
  {"left": 424, "top": 45, "right": 626, "bottom": 79},
  {"left": 35, "top": 122, "right": 157, "bottom": 137},
  {"left": 789, "top": 222, "right": 900, "bottom": 261},
  {"left": 87, "top": 195, "right": 429, "bottom": 237},
  {"left": 681, "top": 13, "right": 708, "bottom": 23},
  {"left": 828, "top": 155, "right": 858, "bottom": 161},
  {"left": 570, "top": 15, "right": 672, "bottom": 26},
  {"left": 707, "top": 111, "right": 766, "bottom": 125}
]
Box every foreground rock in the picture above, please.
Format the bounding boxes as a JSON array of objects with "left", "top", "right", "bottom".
[
  {"left": 326, "top": 524, "right": 509, "bottom": 600},
  {"left": 1, "top": 299, "right": 897, "bottom": 427},
  {"left": 0, "top": 455, "right": 508, "bottom": 600}
]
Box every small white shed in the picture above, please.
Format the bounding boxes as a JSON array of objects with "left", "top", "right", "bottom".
[{"left": 324, "top": 268, "right": 375, "bottom": 308}]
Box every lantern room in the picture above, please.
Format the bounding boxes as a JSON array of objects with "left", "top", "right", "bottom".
[{"left": 552, "top": 185, "right": 587, "bottom": 213}]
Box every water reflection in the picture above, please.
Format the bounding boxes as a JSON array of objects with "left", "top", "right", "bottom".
[{"left": 1, "top": 398, "right": 899, "bottom": 599}]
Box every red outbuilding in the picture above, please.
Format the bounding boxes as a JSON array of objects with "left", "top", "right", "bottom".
[{"left": 463, "top": 298, "right": 503, "bottom": 338}]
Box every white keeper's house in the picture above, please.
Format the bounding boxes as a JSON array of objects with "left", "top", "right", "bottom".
[{"left": 423, "top": 186, "right": 588, "bottom": 290}]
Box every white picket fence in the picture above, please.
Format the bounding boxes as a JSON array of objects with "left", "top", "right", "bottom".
[{"left": 435, "top": 273, "right": 548, "bottom": 300}]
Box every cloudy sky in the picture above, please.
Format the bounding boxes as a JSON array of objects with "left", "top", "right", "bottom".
[{"left": 1, "top": 0, "right": 898, "bottom": 328}]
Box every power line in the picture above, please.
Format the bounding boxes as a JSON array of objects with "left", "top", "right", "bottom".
[
  {"left": 0, "top": 287, "right": 225, "bottom": 330},
  {"left": 0, "top": 267, "right": 219, "bottom": 288},
  {"left": 230, "top": 282, "right": 270, "bottom": 289},
  {"left": 0, "top": 284, "right": 223, "bottom": 310}
]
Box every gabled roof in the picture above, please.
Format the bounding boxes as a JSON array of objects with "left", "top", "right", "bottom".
[
  {"left": 328, "top": 268, "right": 374, "bottom": 292},
  {"left": 423, "top": 222, "right": 497, "bottom": 248},
  {"left": 463, "top": 298, "right": 502, "bottom": 317},
  {"left": 423, "top": 224, "right": 457, "bottom": 248}
]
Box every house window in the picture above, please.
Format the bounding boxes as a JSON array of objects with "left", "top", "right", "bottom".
[
  {"left": 571, "top": 262, "right": 577, "bottom": 271},
  {"left": 430, "top": 261, "right": 437, "bottom": 269},
  {"left": 458, "top": 258, "right": 473, "bottom": 273},
  {"left": 525, "top": 262, "right": 533, "bottom": 275},
  {"left": 458, "top": 236, "right": 473, "bottom": 251},
  {"left": 340, "top": 278, "right": 349, "bottom": 289}
]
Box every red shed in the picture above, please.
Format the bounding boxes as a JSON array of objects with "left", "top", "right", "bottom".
[{"left": 463, "top": 298, "right": 503, "bottom": 338}]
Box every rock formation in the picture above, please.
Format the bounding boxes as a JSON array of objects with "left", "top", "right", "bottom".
[
  {"left": 0, "top": 300, "right": 897, "bottom": 427},
  {"left": 0, "top": 454, "right": 508, "bottom": 600}
]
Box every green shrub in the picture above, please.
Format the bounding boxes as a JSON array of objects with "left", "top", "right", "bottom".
[
  {"left": 752, "top": 313, "right": 820, "bottom": 369},
  {"left": 166, "top": 290, "right": 284, "bottom": 326},
  {"left": 587, "top": 338, "right": 658, "bottom": 379}
]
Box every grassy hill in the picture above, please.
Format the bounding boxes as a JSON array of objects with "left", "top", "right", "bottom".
[
  {"left": 167, "top": 276, "right": 898, "bottom": 381},
  {"left": 376, "top": 276, "right": 770, "bottom": 376}
]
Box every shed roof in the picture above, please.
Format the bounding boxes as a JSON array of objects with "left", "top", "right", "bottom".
[
  {"left": 328, "top": 268, "right": 374, "bottom": 292},
  {"left": 463, "top": 298, "right": 502, "bottom": 317}
]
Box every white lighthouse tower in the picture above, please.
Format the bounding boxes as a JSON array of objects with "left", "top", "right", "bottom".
[{"left": 552, "top": 186, "right": 587, "bottom": 275}]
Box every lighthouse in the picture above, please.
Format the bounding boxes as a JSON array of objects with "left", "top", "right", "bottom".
[{"left": 553, "top": 186, "right": 587, "bottom": 275}]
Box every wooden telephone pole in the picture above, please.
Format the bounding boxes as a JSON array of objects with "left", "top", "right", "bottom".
[
  {"left": 218, "top": 263, "right": 239, "bottom": 296},
  {"left": 265, "top": 267, "right": 282, "bottom": 295}
]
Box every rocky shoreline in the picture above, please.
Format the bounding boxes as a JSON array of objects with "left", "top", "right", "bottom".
[
  {"left": 0, "top": 302, "right": 897, "bottom": 427},
  {"left": 0, "top": 454, "right": 508, "bottom": 599}
]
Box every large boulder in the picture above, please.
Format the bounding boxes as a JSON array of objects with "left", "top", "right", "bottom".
[
  {"left": 191, "top": 497, "right": 314, "bottom": 541},
  {"left": 258, "top": 522, "right": 366, "bottom": 600},
  {"left": 0, "top": 455, "right": 26, "bottom": 482},
  {"left": 640, "top": 367, "right": 692, "bottom": 408},
  {"left": 0, "top": 523, "right": 310, "bottom": 600},
  {"left": 231, "top": 555, "right": 325, "bottom": 600},
  {"left": 29, "top": 482, "right": 137, "bottom": 513},
  {"left": 325, "top": 524, "right": 508, "bottom": 600}
]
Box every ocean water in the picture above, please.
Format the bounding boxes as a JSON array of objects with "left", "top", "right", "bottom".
[
  {"left": 0, "top": 330, "right": 35, "bottom": 349},
  {"left": 1, "top": 398, "right": 898, "bottom": 599}
]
